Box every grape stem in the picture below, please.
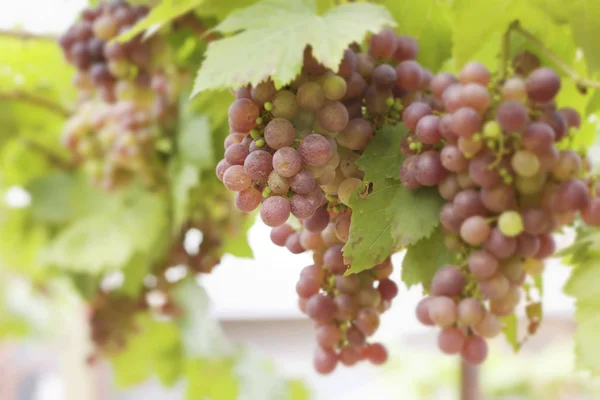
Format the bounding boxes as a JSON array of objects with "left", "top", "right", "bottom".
[
  {"left": 460, "top": 358, "right": 480, "bottom": 400},
  {"left": 0, "top": 28, "right": 57, "bottom": 41},
  {"left": 19, "top": 138, "right": 75, "bottom": 170},
  {"left": 0, "top": 91, "right": 71, "bottom": 118},
  {"left": 501, "top": 20, "right": 600, "bottom": 91}
]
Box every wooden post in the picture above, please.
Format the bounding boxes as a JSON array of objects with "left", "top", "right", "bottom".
[{"left": 460, "top": 359, "right": 480, "bottom": 400}]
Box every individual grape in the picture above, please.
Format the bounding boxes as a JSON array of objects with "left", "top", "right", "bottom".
[
  {"left": 399, "top": 155, "right": 421, "bottom": 190},
  {"left": 234, "top": 85, "right": 252, "bottom": 99},
  {"left": 521, "top": 208, "right": 552, "bottom": 235},
  {"left": 336, "top": 275, "right": 361, "bottom": 295},
  {"left": 306, "top": 294, "right": 337, "bottom": 324},
  {"left": 479, "top": 273, "right": 510, "bottom": 300},
  {"left": 323, "top": 245, "right": 347, "bottom": 275},
  {"left": 526, "top": 68, "right": 561, "bottom": 103},
  {"left": 490, "top": 286, "right": 521, "bottom": 316},
  {"left": 301, "top": 264, "right": 325, "bottom": 284},
  {"left": 89, "top": 63, "right": 113, "bottom": 85},
  {"left": 438, "top": 327, "right": 466, "bottom": 355},
  {"left": 496, "top": 101, "right": 529, "bottom": 132},
  {"left": 337, "top": 49, "right": 357, "bottom": 78},
  {"left": 224, "top": 133, "right": 244, "bottom": 148},
  {"left": 290, "top": 170, "right": 316, "bottom": 194},
  {"left": 539, "top": 110, "right": 567, "bottom": 141},
  {"left": 498, "top": 210, "right": 524, "bottom": 237},
  {"left": 377, "top": 279, "right": 398, "bottom": 301},
  {"left": 468, "top": 250, "right": 499, "bottom": 280},
  {"left": 402, "top": 102, "right": 432, "bottom": 131},
  {"left": 369, "top": 27, "right": 397, "bottom": 59},
  {"left": 461, "top": 335, "right": 488, "bottom": 365},
  {"left": 416, "top": 297, "right": 435, "bottom": 326},
  {"left": 270, "top": 224, "right": 294, "bottom": 246},
  {"left": 267, "top": 171, "right": 290, "bottom": 195},
  {"left": 416, "top": 115, "right": 442, "bottom": 145},
  {"left": 314, "top": 347, "right": 338, "bottom": 375},
  {"left": 346, "top": 324, "right": 366, "bottom": 347},
  {"left": 271, "top": 90, "right": 299, "bottom": 119},
  {"left": 395, "top": 60, "right": 424, "bottom": 91},
  {"left": 522, "top": 122, "right": 555, "bottom": 152},
  {"left": 393, "top": 35, "right": 418, "bottom": 61},
  {"left": 430, "top": 72, "right": 458, "bottom": 100},
  {"left": 356, "top": 53, "right": 375, "bottom": 79},
  {"left": 355, "top": 308, "right": 380, "bottom": 336},
  {"left": 337, "top": 119, "right": 373, "bottom": 150},
  {"left": 460, "top": 83, "right": 490, "bottom": 113},
  {"left": 454, "top": 189, "right": 487, "bottom": 219},
  {"left": 428, "top": 296, "right": 458, "bottom": 327},
  {"left": 480, "top": 184, "right": 516, "bottom": 213},
  {"left": 251, "top": 80, "right": 276, "bottom": 106},
  {"left": 365, "top": 343, "right": 388, "bottom": 365},
  {"left": 93, "top": 15, "right": 119, "bottom": 40},
  {"left": 216, "top": 159, "right": 231, "bottom": 181},
  {"left": 552, "top": 150, "right": 582, "bottom": 181},
  {"left": 451, "top": 107, "right": 482, "bottom": 137},
  {"left": 300, "top": 230, "right": 325, "bottom": 251},
  {"left": 502, "top": 77, "right": 527, "bottom": 102},
  {"left": 272, "top": 147, "right": 302, "bottom": 177},
  {"left": 302, "top": 207, "right": 329, "bottom": 234},
  {"left": 458, "top": 298, "right": 485, "bottom": 326},
  {"left": 296, "top": 275, "right": 320, "bottom": 298},
  {"left": 458, "top": 136, "right": 483, "bottom": 157},
  {"left": 243, "top": 150, "right": 273, "bottom": 181},
  {"left": 339, "top": 346, "right": 361, "bottom": 366},
  {"left": 316, "top": 101, "right": 349, "bottom": 132},
  {"left": 535, "top": 233, "right": 556, "bottom": 259},
  {"left": 551, "top": 179, "right": 590, "bottom": 213},
  {"left": 264, "top": 118, "right": 295, "bottom": 150},
  {"left": 484, "top": 228, "right": 517, "bottom": 259},
  {"left": 538, "top": 146, "right": 560, "bottom": 172},
  {"left": 372, "top": 64, "right": 397, "bottom": 88},
  {"left": 415, "top": 150, "right": 446, "bottom": 186},
  {"left": 344, "top": 72, "right": 368, "bottom": 99},
  {"left": 223, "top": 165, "right": 252, "bottom": 191},
  {"left": 468, "top": 154, "right": 502, "bottom": 188},
  {"left": 516, "top": 233, "right": 541, "bottom": 257},
  {"left": 558, "top": 107, "right": 581, "bottom": 128},
  {"left": 474, "top": 312, "right": 501, "bottom": 338},
  {"left": 316, "top": 324, "right": 342, "bottom": 349},
  {"left": 322, "top": 75, "right": 348, "bottom": 101},
  {"left": 357, "top": 287, "right": 382, "bottom": 308},
  {"left": 501, "top": 257, "right": 525, "bottom": 284},
  {"left": 431, "top": 265, "right": 465, "bottom": 297},
  {"left": 299, "top": 134, "right": 332, "bottom": 166},
  {"left": 224, "top": 143, "right": 249, "bottom": 166},
  {"left": 439, "top": 175, "right": 461, "bottom": 201},
  {"left": 229, "top": 98, "right": 259, "bottom": 133},
  {"left": 235, "top": 187, "right": 262, "bottom": 212},
  {"left": 440, "top": 203, "right": 463, "bottom": 233},
  {"left": 524, "top": 257, "right": 545, "bottom": 275},
  {"left": 459, "top": 62, "right": 491, "bottom": 86},
  {"left": 296, "top": 82, "right": 325, "bottom": 112},
  {"left": 87, "top": 38, "right": 105, "bottom": 62},
  {"left": 460, "top": 216, "right": 491, "bottom": 245},
  {"left": 442, "top": 84, "right": 463, "bottom": 113},
  {"left": 511, "top": 150, "right": 540, "bottom": 178},
  {"left": 582, "top": 198, "right": 600, "bottom": 226},
  {"left": 260, "top": 196, "right": 291, "bottom": 227},
  {"left": 338, "top": 178, "right": 362, "bottom": 205},
  {"left": 515, "top": 171, "right": 547, "bottom": 195}
]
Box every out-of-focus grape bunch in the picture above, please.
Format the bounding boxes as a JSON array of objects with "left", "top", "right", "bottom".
[{"left": 58, "top": 0, "right": 181, "bottom": 190}]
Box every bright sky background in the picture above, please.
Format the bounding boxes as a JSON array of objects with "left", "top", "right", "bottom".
[{"left": 0, "top": 1, "right": 577, "bottom": 335}]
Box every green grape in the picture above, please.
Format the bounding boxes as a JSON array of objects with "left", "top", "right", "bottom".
[
  {"left": 498, "top": 211, "right": 524, "bottom": 237},
  {"left": 511, "top": 150, "right": 540, "bottom": 178}
]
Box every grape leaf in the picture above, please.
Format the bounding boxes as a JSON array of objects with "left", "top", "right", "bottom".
[
  {"left": 185, "top": 358, "right": 238, "bottom": 400},
  {"left": 117, "top": 0, "right": 203, "bottom": 42},
  {"left": 344, "top": 124, "right": 444, "bottom": 274},
  {"left": 192, "top": 0, "right": 395, "bottom": 93},
  {"left": 117, "top": 253, "right": 151, "bottom": 297},
  {"left": 111, "top": 313, "right": 183, "bottom": 387},
  {"left": 382, "top": 0, "right": 453, "bottom": 71},
  {"left": 221, "top": 211, "right": 254, "bottom": 259},
  {"left": 501, "top": 313, "right": 520, "bottom": 352},
  {"left": 178, "top": 113, "right": 214, "bottom": 169},
  {"left": 401, "top": 228, "right": 455, "bottom": 289},
  {"left": 170, "top": 161, "right": 200, "bottom": 232}
]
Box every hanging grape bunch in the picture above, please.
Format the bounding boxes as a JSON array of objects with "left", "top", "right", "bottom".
[
  {"left": 396, "top": 53, "right": 600, "bottom": 364},
  {"left": 58, "top": 0, "right": 180, "bottom": 190}
]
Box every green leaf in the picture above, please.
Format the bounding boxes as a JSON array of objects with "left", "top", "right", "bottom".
[
  {"left": 117, "top": 0, "right": 203, "bottom": 42},
  {"left": 501, "top": 313, "right": 520, "bottom": 352},
  {"left": 27, "top": 172, "right": 76, "bottom": 224},
  {"left": 221, "top": 213, "right": 254, "bottom": 259},
  {"left": 170, "top": 161, "right": 200, "bottom": 232},
  {"left": 178, "top": 114, "right": 213, "bottom": 169},
  {"left": 111, "top": 313, "right": 183, "bottom": 387},
  {"left": 192, "top": 0, "right": 395, "bottom": 93},
  {"left": 401, "top": 228, "right": 455, "bottom": 289},
  {"left": 382, "top": 0, "right": 453, "bottom": 71},
  {"left": 343, "top": 124, "right": 444, "bottom": 274},
  {"left": 172, "top": 279, "right": 233, "bottom": 357},
  {"left": 118, "top": 253, "right": 151, "bottom": 297},
  {"left": 42, "top": 187, "right": 169, "bottom": 273},
  {"left": 185, "top": 358, "right": 238, "bottom": 400}
]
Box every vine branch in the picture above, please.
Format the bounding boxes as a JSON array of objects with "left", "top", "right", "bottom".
[
  {"left": 0, "top": 28, "right": 58, "bottom": 42},
  {"left": 0, "top": 91, "right": 71, "bottom": 118},
  {"left": 19, "top": 138, "right": 75, "bottom": 170},
  {"left": 502, "top": 20, "right": 600, "bottom": 91}
]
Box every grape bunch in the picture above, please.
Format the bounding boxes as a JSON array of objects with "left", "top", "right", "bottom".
[
  {"left": 396, "top": 54, "right": 599, "bottom": 364},
  {"left": 270, "top": 207, "right": 398, "bottom": 374}
]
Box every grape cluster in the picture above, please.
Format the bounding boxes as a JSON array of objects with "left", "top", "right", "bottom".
[
  {"left": 396, "top": 54, "right": 599, "bottom": 364},
  {"left": 217, "top": 27, "right": 420, "bottom": 373},
  {"left": 59, "top": 1, "right": 180, "bottom": 189}
]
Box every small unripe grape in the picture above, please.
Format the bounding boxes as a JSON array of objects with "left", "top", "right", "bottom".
[{"left": 498, "top": 211, "right": 524, "bottom": 237}]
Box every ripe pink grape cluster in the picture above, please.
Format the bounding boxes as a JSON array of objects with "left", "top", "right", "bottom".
[
  {"left": 397, "top": 54, "right": 600, "bottom": 364},
  {"left": 270, "top": 206, "right": 398, "bottom": 374}
]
